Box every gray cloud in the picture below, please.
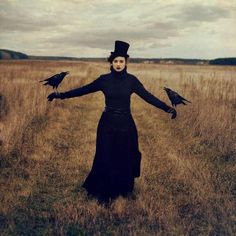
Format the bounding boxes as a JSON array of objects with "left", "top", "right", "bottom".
[
  {"left": 0, "top": 14, "right": 58, "bottom": 32},
  {"left": 172, "top": 4, "right": 233, "bottom": 23},
  {"left": 0, "top": 0, "right": 235, "bottom": 58},
  {"left": 40, "top": 22, "right": 179, "bottom": 58},
  {"left": 50, "top": 24, "right": 179, "bottom": 46},
  {"left": 179, "top": 4, "right": 230, "bottom": 22}
]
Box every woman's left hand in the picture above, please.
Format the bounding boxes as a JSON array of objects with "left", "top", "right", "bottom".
[{"left": 167, "top": 108, "right": 177, "bottom": 119}]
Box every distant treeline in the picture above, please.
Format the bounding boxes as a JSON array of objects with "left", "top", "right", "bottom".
[
  {"left": 129, "top": 58, "right": 209, "bottom": 65},
  {"left": 209, "top": 58, "right": 236, "bottom": 65},
  {"left": 0, "top": 49, "right": 235, "bottom": 65},
  {"left": 29, "top": 55, "right": 84, "bottom": 61}
]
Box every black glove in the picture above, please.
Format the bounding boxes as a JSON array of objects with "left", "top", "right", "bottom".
[
  {"left": 167, "top": 108, "right": 177, "bottom": 119},
  {"left": 47, "top": 92, "right": 63, "bottom": 102}
]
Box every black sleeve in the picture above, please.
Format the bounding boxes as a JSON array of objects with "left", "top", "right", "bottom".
[
  {"left": 133, "top": 77, "right": 172, "bottom": 112},
  {"left": 60, "top": 76, "right": 102, "bottom": 99}
]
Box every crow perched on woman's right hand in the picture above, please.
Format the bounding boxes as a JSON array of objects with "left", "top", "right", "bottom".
[{"left": 40, "top": 71, "right": 69, "bottom": 93}]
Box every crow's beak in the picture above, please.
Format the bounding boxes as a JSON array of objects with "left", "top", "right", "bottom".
[{"left": 66, "top": 71, "right": 69, "bottom": 74}]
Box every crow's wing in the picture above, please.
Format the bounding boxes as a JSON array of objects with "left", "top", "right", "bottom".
[
  {"left": 47, "top": 75, "right": 63, "bottom": 87},
  {"left": 167, "top": 92, "right": 178, "bottom": 102},
  {"left": 48, "top": 74, "right": 61, "bottom": 82},
  {"left": 168, "top": 94, "right": 184, "bottom": 107},
  {"left": 178, "top": 95, "right": 191, "bottom": 103},
  {"left": 40, "top": 73, "right": 60, "bottom": 82},
  {"left": 165, "top": 91, "right": 173, "bottom": 99},
  {"left": 173, "top": 97, "right": 183, "bottom": 106},
  {"left": 170, "top": 89, "right": 191, "bottom": 103},
  {"left": 167, "top": 89, "right": 191, "bottom": 104}
]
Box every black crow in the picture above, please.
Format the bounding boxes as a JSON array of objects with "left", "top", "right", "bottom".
[
  {"left": 40, "top": 71, "right": 69, "bottom": 93},
  {"left": 164, "top": 87, "right": 191, "bottom": 107}
]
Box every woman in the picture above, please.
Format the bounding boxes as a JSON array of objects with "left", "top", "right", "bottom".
[{"left": 47, "top": 40, "right": 176, "bottom": 203}]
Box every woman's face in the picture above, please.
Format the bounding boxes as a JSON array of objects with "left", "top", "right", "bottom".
[{"left": 112, "top": 56, "right": 126, "bottom": 72}]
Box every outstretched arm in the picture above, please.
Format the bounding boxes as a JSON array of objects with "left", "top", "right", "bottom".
[
  {"left": 47, "top": 76, "right": 102, "bottom": 101},
  {"left": 133, "top": 77, "right": 175, "bottom": 114}
]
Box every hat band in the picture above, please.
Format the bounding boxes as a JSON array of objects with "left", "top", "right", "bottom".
[{"left": 111, "top": 52, "right": 129, "bottom": 57}]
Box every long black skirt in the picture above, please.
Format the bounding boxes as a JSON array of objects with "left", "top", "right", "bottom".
[{"left": 82, "top": 110, "right": 142, "bottom": 201}]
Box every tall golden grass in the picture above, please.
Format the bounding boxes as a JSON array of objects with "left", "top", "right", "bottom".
[{"left": 0, "top": 60, "right": 235, "bottom": 235}]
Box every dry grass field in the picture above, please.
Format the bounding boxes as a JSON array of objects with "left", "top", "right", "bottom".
[{"left": 0, "top": 60, "right": 235, "bottom": 235}]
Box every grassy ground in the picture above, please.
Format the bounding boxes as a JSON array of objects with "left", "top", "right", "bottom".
[{"left": 0, "top": 61, "right": 235, "bottom": 235}]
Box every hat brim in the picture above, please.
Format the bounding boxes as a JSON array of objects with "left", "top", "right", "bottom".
[{"left": 110, "top": 52, "right": 129, "bottom": 58}]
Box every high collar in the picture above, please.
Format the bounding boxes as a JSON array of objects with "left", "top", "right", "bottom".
[{"left": 110, "top": 66, "right": 127, "bottom": 79}]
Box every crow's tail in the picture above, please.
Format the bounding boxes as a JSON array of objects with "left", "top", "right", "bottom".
[
  {"left": 180, "top": 96, "right": 191, "bottom": 103},
  {"left": 184, "top": 99, "right": 191, "bottom": 103},
  {"left": 40, "top": 81, "right": 48, "bottom": 85}
]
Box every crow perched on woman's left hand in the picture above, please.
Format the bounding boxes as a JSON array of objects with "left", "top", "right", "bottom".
[
  {"left": 164, "top": 87, "right": 191, "bottom": 107},
  {"left": 40, "top": 71, "right": 69, "bottom": 93}
]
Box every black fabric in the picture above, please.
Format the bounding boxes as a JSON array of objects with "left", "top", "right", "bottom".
[
  {"left": 82, "top": 111, "right": 140, "bottom": 201},
  {"left": 60, "top": 69, "right": 171, "bottom": 112},
  {"left": 110, "top": 40, "right": 130, "bottom": 58},
  {"left": 60, "top": 68, "right": 172, "bottom": 201}
]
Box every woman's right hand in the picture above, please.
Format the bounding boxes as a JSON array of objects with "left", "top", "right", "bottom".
[{"left": 47, "top": 92, "right": 62, "bottom": 102}]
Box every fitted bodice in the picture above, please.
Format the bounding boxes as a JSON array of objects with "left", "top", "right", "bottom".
[{"left": 60, "top": 69, "right": 171, "bottom": 112}]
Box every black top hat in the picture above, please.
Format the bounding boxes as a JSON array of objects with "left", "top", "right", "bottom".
[{"left": 111, "top": 40, "right": 130, "bottom": 58}]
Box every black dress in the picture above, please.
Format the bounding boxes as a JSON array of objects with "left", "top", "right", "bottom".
[{"left": 60, "top": 67, "right": 171, "bottom": 201}]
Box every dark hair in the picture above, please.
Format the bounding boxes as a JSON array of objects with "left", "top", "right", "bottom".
[{"left": 107, "top": 53, "right": 129, "bottom": 63}]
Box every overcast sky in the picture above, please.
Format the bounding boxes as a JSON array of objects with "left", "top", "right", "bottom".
[{"left": 0, "top": 0, "right": 236, "bottom": 59}]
